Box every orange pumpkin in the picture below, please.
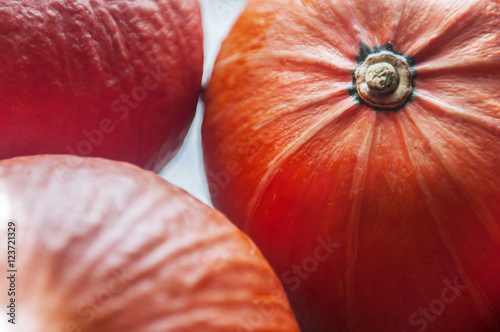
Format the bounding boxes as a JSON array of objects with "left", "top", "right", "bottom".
[
  {"left": 202, "top": 0, "right": 500, "bottom": 331},
  {"left": 0, "top": 155, "right": 300, "bottom": 332},
  {"left": 0, "top": 0, "right": 203, "bottom": 172}
]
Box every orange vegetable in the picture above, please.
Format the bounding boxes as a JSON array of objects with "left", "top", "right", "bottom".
[
  {"left": 0, "top": 155, "right": 300, "bottom": 332},
  {"left": 0, "top": 0, "right": 203, "bottom": 171},
  {"left": 202, "top": 0, "right": 500, "bottom": 331}
]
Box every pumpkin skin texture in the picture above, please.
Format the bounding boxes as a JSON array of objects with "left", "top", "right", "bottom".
[
  {"left": 0, "top": 0, "right": 203, "bottom": 172},
  {"left": 202, "top": 0, "right": 500, "bottom": 331},
  {"left": 0, "top": 155, "right": 300, "bottom": 332}
]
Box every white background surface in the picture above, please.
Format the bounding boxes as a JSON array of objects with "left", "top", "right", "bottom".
[{"left": 160, "top": 0, "right": 249, "bottom": 206}]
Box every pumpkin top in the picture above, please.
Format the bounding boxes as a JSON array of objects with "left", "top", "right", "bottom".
[{"left": 354, "top": 50, "right": 413, "bottom": 110}]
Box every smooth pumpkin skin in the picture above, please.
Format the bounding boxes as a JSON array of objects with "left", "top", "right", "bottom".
[
  {"left": 0, "top": 155, "right": 300, "bottom": 332},
  {"left": 202, "top": 0, "right": 500, "bottom": 331},
  {"left": 0, "top": 0, "right": 203, "bottom": 172}
]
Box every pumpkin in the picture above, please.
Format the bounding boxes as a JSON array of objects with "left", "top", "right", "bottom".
[
  {"left": 202, "top": 0, "right": 500, "bottom": 331},
  {"left": 0, "top": 0, "right": 203, "bottom": 172},
  {"left": 0, "top": 155, "right": 300, "bottom": 332}
]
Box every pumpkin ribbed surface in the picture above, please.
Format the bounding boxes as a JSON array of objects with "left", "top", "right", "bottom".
[
  {"left": 0, "top": 0, "right": 203, "bottom": 171},
  {"left": 202, "top": 0, "right": 500, "bottom": 331},
  {"left": 0, "top": 155, "right": 300, "bottom": 332}
]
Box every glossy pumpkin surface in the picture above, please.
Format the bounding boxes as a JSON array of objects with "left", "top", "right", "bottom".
[
  {"left": 202, "top": 0, "right": 500, "bottom": 331},
  {"left": 0, "top": 155, "right": 300, "bottom": 332},
  {"left": 0, "top": 0, "right": 203, "bottom": 172}
]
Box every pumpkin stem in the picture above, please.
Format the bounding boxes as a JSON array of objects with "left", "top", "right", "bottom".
[
  {"left": 355, "top": 51, "right": 412, "bottom": 109},
  {"left": 366, "top": 62, "right": 398, "bottom": 94}
]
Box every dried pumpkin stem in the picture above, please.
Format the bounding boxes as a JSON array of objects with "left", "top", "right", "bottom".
[
  {"left": 366, "top": 62, "right": 398, "bottom": 94},
  {"left": 355, "top": 51, "right": 412, "bottom": 109}
]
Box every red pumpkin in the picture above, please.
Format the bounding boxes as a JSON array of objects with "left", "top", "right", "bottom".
[
  {"left": 0, "top": 0, "right": 203, "bottom": 172},
  {"left": 0, "top": 155, "right": 300, "bottom": 332},
  {"left": 202, "top": 0, "right": 500, "bottom": 331}
]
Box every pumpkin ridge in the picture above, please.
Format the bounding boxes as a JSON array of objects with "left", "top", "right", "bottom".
[
  {"left": 396, "top": 112, "right": 483, "bottom": 318},
  {"left": 295, "top": 0, "right": 360, "bottom": 59},
  {"left": 123, "top": 230, "right": 236, "bottom": 286},
  {"left": 54, "top": 216, "right": 129, "bottom": 298},
  {"left": 91, "top": 1, "right": 131, "bottom": 74},
  {"left": 214, "top": 50, "right": 352, "bottom": 75},
  {"left": 251, "top": 88, "right": 348, "bottom": 132},
  {"left": 69, "top": 192, "right": 170, "bottom": 282},
  {"left": 398, "top": 111, "right": 500, "bottom": 330},
  {"left": 28, "top": 174, "right": 143, "bottom": 293},
  {"left": 243, "top": 98, "right": 358, "bottom": 230},
  {"left": 404, "top": 0, "right": 481, "bottom": 58},
  {"left": 404, "top": 101, "right": 500, "bottom": 244},
  {"left": 39, "top": 185, "right": 176, "bottom": 306},
  {"left": 416, "top": 91, "right": 500, "bottom": 133},
  {"left": 102, "top": 261, "right": 270, "bottom": 325},
  {"left": 345, "top": 113, "right": 377, "bottom": 330},
  {"left": 391, "top": 0, "right": 412, "bottom": 46},
  {"left": 415, "top": 57, "right": 500, "bottom": 75}
]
